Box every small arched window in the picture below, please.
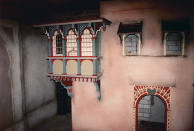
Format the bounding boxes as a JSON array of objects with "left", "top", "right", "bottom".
[
  {"left": 124, "top": 34, "right": 140, "bottom": 55},
  {"left": 66, "top": 29, "right": 77, "bottom": 56},
  {"left": 81, "top": 28, "right": 93, "bottom": 56},
  {"left": 166, "top": 32, "right": 183, "bottom": 55},
  {"left": 52, "top": 31, "right": 62, "bottom": 56}
]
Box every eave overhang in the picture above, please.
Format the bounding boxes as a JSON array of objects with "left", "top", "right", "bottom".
[
  {"left": 33, "top": 18, "right": 111, "bottom": 27},
  {"left": 162, "top": 19, "right": 191, "bottom": 33},
  {"left": 117, "top": 22, "right": 143, "bottom": 34}
]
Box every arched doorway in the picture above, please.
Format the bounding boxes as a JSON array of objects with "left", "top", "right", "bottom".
[
  {"left": 138, "top": 95, "right": 165, "bottom": 131},
  {"left": 56, "top": 82, "right": 71, "bottom": 115},
  {"left": 133, "top": 85, "right": 171, "bottom": 131}
]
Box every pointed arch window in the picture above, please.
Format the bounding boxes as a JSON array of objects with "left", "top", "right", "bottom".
[
  {"left": 81, "top": 28, "right": 93, "bottom": 56},
  {"left": 66, "top": 29, "right": 77, "bottom": 56},
  {"left": 53, "top": 31, "right": 62, "bottom": 56},
  {"left": 117, "top": 22, "right": 142, "bottom": 56}
]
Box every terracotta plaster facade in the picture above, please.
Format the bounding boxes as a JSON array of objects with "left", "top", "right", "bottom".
[{"left": 72, "top": 1, "right": 194, "bottom": 131}]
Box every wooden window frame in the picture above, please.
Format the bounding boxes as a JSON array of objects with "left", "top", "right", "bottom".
[
  {"left": 66, "top": 29, "right": 78, "bottom": 57},
  {"left": 80, "top": 28, "right": 93, "bottom": 57},
  {"left": 122, "top": 33, "right": 141, "bottom": 56},
  {"left": 52, "top": 31, "right": 63, "bottom": 56},
  {"left": 163, "top": 32, "right": 185, "bottom": 56}
]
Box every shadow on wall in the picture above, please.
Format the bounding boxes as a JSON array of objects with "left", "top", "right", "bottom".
[{"left": 0, "top": 38, "right": 13, "bottom": 129}]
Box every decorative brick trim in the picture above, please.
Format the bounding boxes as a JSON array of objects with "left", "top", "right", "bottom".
[{"left": 133, "top": 85, "right": 171, "bottom": 131}]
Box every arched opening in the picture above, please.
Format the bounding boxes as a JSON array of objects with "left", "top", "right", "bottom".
[
  {"left": 81, "top": 28, "right": 93, "bottom": 56},
  {"left": 125, "top": 34, "right": 139, "bottom": 54},
  {"left": 166, "top": 32, "right": 183, "bottom": 54},
  {"left": 66, "top": 29, "right": 77, "bottom": 56},
  {"left": 137, "top": 95, "right": 165, "bottom": 131},
  {"left": 52, "top": 31, "right": 63, "bottom": 56},
  {"left": 56, "top": 82, "right": 71, "bottom": 115}
]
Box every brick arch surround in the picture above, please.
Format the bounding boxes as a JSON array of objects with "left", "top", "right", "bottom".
[{"left": 133, "top": 85, "right": 171, "bottom": 131}]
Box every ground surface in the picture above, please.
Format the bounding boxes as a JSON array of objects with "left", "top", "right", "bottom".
[{"left": 30, "top": 113, "right": 72, "bottom": 131}]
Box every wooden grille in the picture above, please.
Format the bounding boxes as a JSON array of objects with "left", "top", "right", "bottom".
[
  {"left": 166, "top": 32, "right": 182, "bottom": 54},
  {"left": 81, "top": 29, "right": 93, "bottom": 56},
  {"left": 125, "top": 34, "right": 139, "bottom": 54},
  {"left": 53, "top": 32, "right": 63, "bottom": 56},
  {"left": 66, "top": 30, "right": 77, "bottom": 56}
]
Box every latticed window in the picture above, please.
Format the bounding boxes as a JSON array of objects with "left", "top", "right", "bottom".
[
  {"left": 56, "top": 34, "right": 62, "bottom": 54},
  {"left": 81, "top": 29, "right": 93, "bottom": 56},
  {"left": 166, "top": 32, "right": 182, "bottom": 54},
  {"left": 125, "top": 34, "right": 139, "bottom": 55},
  {"left": 53, "top": 31, "right": 62, "bottom": 56},
  {"left": 66, "top": 29, "right": 77, "bottom": 56}
]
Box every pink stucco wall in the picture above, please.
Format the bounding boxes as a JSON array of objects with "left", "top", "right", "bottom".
[{"left": 72, "top": 1, "right": 194, "bottom": 131}]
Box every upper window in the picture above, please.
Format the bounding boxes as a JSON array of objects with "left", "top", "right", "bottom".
[
  {"left": 165, "top": 32, "right": 183, "bottom": 55},
  {"left": 124, "top": 34, "right": 140, "bottom": 55},
  {"left": 53, "top": 31, "right": 62, "bottom": 56},
  {"left": 117, "top": 22, "right": 142, "bottom": 56},
  {"left": 66, "top": 29, "right": 77, "bottom": 56},
  {"left": 81, "top": 28, "right": 93, "bottom": 56},
  {"left": 162, "top": 20, "right": 190, "bottom": 56}
]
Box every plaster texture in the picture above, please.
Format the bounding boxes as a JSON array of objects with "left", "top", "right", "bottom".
[
  {"left": 30, "top": 113, "right": 72, "bottom": 131},
  {"left": 72, "top": 1, "right": 194, "bottom": 131},
  {"left": 0, "top": 28, "right": 13, "bottom": 129},
  {"left": 22, "top": 25, "right": 57, "bottom": 128},
  {"left": 22, "top": 26, "right": 56, "bottom": 111},
  {"left": 0, "top": 20, "right": 22, "bottom": 130},
  {"left": 0, "top": 20, "right": 57, "bottom": 130}
]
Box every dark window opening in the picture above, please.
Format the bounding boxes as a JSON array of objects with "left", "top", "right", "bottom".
[
  {"left": 56, "top": 34, "right": 62, "bottom": 54},
  {"left": 166, "top": 32, "right": 182, "bottom": 54},
  {"left": 138, "top": 95, "right": 165, "bottom": 131},
  {"left": 125, "top": 34, "right": 139, "bottom": 54},
  {"left": 56, "top": 82, "right": 71, "bottom": 115}
]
